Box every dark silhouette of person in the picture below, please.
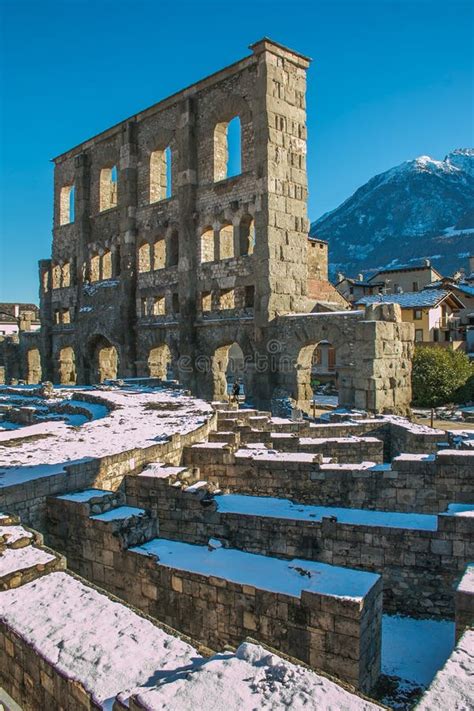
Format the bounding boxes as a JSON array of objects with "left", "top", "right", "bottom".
[{"left": 232, "top": 381, "right": 241, "bottom": 403}]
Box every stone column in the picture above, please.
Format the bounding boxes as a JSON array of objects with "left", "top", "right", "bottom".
[
  {"left": 118, "top": 121, "right": 139, "bottom": 378},
  {"left": 176, "top": 97, "right": 198, "bottom": 391}
]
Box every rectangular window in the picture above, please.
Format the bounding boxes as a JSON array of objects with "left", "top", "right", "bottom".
[
  {"left": 219, "top": 288, "right": 235, "bottom": 310},
  {"left": 201, "top": 291, "right": 212, "bottom": 312},
  {"left": 99, "top": 166, "right": 118, "bottom": 212},
  {"left": 62, "top": 309, "right": 71, "bottom": 324},
  {"left": 415, "top": 329, "right": 424, "bottom": 342},
  {"left": 152, "top": 296, "right": 165, "bottom": 315},
  {"left": 59, "top": 185, "right": 75, "bottom": 225},
  {"left": 414, "top": 309, "right": 422, "bottom": 320},
  {"left": 412, "top": 281, "right": 419, "bottom": 292},
  {"left": 141, "top": 297, "right": 148, "bottom": 317}
]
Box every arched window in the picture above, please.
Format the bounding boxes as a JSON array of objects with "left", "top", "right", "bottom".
[
  {"left": 51, "top": 263, "right": 61, "bottom": 289},
  {"left": 150, "top": 146, "right": 172, "bottom": 203},
  {"left": 138, "top": 243, "right": 152, "bottom": 273},
  {"left": 239, "top": 216, "right": 255, "bottom": 256},
  {"left": 90, "top": 254, "right": 100, "bottom": 282},
  {"left": 102, "top": 250, "right": 113, "bottom": 279},
  {"left": 59, "top": 185, "right": 75, "bottom": 225},
  {"left": 200, "top": 227, "right": 214, "bottom": 264},
  {"left": 153, "top": 238, "right": 166, "bottom": 270},
  {"left": 99, "top": 166, "right": 118, "bottom": 212},
  {"left": 218, "top": 223, "right": 234, "bottom": 260},
  {"left": 214, "top": 116, "right": 241, "bottom": 182},
  {"left": 152, "top": 295, "right": 166, "bottom": 315},
  {"left": 61, "top": 262, "right": 71, "bottom": 288}
]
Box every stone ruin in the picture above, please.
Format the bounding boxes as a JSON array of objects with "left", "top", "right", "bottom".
[
  {"left": 0, "top": 36, "right": 471, "bottom": 711},
  {"left": 0, "top": 384, "right": 473, "bottom": 709},
  {"left": 1, "top": 38, "right": 413, "bottom": 415}
]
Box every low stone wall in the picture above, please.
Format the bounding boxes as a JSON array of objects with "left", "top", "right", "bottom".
[
  {"left": 1, "top": 626, "right": 97, "bottom": 711},
  {"left": 218, "top": 411, "right": 445, "bottom": 460},
  {"left": 45, "top": 495, "right": 382, "bottom": 692},
  {"left": 270, "top": 435, "right": 384, "bottom": 463},
  {"left": 125, "top": 477, "right": 474, "bottom": 618},
  {"left": 46, "top": 497, "right": 158, "bottom": 585},
  {"left": 182, "top": 446, "right": 474, "bottom": 514},
  {"left": 122, "top": 548, "right": 382, "bottom": 693},
  {"left": 0, "top": 413, "right": 216, "bottom": 530}
]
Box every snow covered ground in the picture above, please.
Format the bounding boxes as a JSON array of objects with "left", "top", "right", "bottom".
[
  {"left": 131, "top": 538, "right": 379, "bottom": 600},
  {"left": 130, "top": 641, "right": 383, "bottom": 711},
  {"left": 0, "top": 571, "right": 200, "bottom": 709},
  {"left": 0, "top": 391, "right": 109, "bottom": 430},
  {"left": 0, "top": 386, "right": 212, "bottom": 488},
  {"left": 215, "top": 494, "right": 439, "bottom": 531}
]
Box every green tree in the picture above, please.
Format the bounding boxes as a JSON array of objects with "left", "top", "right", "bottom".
[{"left": 412, "top": 347, "right": 473, "bottom": 424}]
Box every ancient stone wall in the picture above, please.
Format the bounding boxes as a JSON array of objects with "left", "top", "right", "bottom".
[
  {"left": 125, "top": 477, "right": 473, "bottom": 618},
  {"left": 1, "top": 627, "right": 97, "bottom": 711},
  {"left": 181, "top": 446, "right": 474, "bottom": 514},
  {"left": 31, "top": 39, "right": 413, "bottom": 415},
  {"left": 0, "top": 414, "right": 215, "bottom": 530},
  {"left": 45, "top": 495, "right": 381, "bottom": 692}
]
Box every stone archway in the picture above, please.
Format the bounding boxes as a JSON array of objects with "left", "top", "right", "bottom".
[
  {"left": 26, "top": 349, "right": 42, "bottom": 384},
  {"left": 211, "top": 341, "right": 248, "bottom": 402},
  {"left": 148, "top": 344, "right": 172, "bottom": 379},
  {"left": 88, "top": 336, "right": 119, "bottom": 383},
  {"left": 296, "top": 340, "right": 338, "bottom": 406},
  {"left": 57, "top": 346, "right": 77, "bottom": 385}
]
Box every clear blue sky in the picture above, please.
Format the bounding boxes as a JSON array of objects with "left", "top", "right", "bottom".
[{"left": 0, "top": 0, "right": 472, "bottom": 303}]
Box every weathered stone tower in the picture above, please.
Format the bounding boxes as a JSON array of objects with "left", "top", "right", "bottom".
[{"left": 33, "top": 38, "right": 413, "bottom": 413}]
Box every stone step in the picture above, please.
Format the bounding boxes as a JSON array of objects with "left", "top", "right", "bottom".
[
  {"left": 0, "top": 517, "right": 66, "bottom": 591},
  {"left": 183, "top": 442, "right": 234, "bottom": 467},
  {"left": 89, "top": 506, "right": 158, "bottom": 548},
  {"left": 55, "top": 488, "right": 125, "bottom": 515},
  {"left": 0, "top": 521, "right": 37, "bottom": 550},
  {"left": 208, "top": 431, "right": 241, "bottom": 446},
  {"left": 138, "top": 463, "right": 194, "bottom": 482}
]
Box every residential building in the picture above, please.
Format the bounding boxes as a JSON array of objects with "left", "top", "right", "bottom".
[
  {"left": 356, "top": 290, "right": 465, "bottom": 346},
  {"left": 367, "top": 260, "right": 442, "bottom": 294},
  {"left": 0, "top": 303, "right": 40, "bottom": 336}
]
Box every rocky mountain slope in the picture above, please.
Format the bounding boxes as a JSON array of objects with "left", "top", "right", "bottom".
[{"left": 310, "top": 148, "right": 474, "bottom": 279}]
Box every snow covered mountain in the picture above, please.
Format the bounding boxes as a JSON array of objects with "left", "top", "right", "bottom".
[{"left": 311, "top": 149, "right": 474, "bottom": 279}]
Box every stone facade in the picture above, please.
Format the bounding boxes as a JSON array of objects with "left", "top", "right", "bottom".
[{"left": 30, "top": 39, "right": 413, "bottom": 414}]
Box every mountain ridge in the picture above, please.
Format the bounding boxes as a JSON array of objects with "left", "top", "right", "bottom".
[{"left": 310, "top": 148, "right": 474, "bottom": 278}]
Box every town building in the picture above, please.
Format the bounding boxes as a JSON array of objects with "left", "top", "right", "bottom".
[
  {"left": 367, "top": 260, "right": 443, "bottom": 294},
  {"left": 0, "top": 303, "right": 40, "bottom": 336},
  {"left": 356, "top": 290, "right": 465, "bottom": 346}
]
